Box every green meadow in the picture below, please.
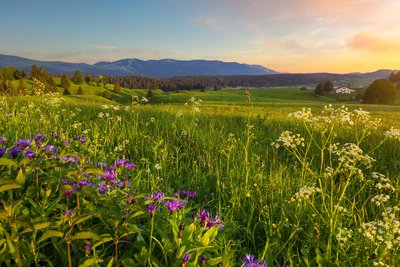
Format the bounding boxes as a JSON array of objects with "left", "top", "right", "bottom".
[{"left": 1, "top": 81, "right": 400, "bottom": 266}]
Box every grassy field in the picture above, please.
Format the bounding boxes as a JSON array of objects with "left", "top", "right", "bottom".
[{"left": 0, "top": 82, "right": 400, "bottom": 266}]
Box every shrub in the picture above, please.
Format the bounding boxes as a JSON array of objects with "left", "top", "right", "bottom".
[{"left": 363, "top": 79, "right": 396, "bottom": 104}]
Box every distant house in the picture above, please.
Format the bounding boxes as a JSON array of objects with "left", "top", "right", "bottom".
[{"left": 334, "top": 87, "right": 356, "bottom": 94}]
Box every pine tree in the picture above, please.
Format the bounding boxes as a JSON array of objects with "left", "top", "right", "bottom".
[
  {"left": 102, "top": 90, "right": 112, "bottom": 100},
  {"left": 63, "top": 87, "right": 71, "bottom": 95},
  {"left": 85, "top": 72, "right": 92, "bottom": 83},
  {"left": 77, "top": 86, "right": 84, "bottom": 95},
  {"left": 60, "top": 74, "right": 70, "bottom": 89},
  {"left": 323, "top": 80, "right": 334, "bottom": 93},
  {"left": 113, "top": 82, "right": 122, "bottom": 94},
  {"left": 314, "top": 82, "right": 324, "bottom": 95},
  {"left": 72, "top": 70, "right": 84, "bottom": 85},
  {"left": 17, "top": 78, "right": 25, "bottom": 95}
]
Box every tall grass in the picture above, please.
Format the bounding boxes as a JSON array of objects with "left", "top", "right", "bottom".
[{"left": 0, "top": 95, "right": 399, "bottom": 266}]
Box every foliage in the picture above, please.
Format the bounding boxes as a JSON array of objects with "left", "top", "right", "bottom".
[
  {"left": 72, "top": 70, "right": 84, "bottom": 85},
  {"left": 113, "top": 82, "right": 121, "bottom": 94},
  {"left": 101, "top": 90, "right": 112, "bottom": 100},
  {"left": 363, "top": 79, "right": 396, "bottom": 104},
  {"left": 63, "top": 87, "right": 72, "bottom": 95},
  {"left": 77, "top": 86, "right": 84, "bottom": 95},
  {"left": 60, "top": 74, "right": 71, "bottom": 89},
  {"left": 314, "top": 82, "right": 324, "bottom": 95}
]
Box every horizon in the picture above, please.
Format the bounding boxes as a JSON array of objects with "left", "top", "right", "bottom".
[{"left": 1, "top": 0, "right": 399, "bottom": 73}]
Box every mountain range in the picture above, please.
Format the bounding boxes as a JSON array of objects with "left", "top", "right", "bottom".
[
  {"left": 0, "top": 54, "right": 277, "bottom": 78},
  {"left": 0, "top": 54, "right": 397, "bottom": 80}
]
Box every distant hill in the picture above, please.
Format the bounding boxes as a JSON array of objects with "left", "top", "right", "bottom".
[{"left": 0, "top": 54, "right": 277, "bottom": 78}]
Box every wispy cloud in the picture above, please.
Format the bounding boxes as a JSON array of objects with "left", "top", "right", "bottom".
[{"left": 347, "top": 32, "right": 400, "bottom": 53}]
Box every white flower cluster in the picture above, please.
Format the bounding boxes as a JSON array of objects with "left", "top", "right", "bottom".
[
  {"left": 384, "top": 127, "right": 400, "bottom": 142},
  {"left": 132, "top": 96, "right": 149, "bottom": 105},
  {"left": 293, "top": 186, "right": 321, "bottom": 202},
  {"left": 360, "top": 206, "right": 400, "bottom": 250},
  {"left": 371, "top": 194, "right": 391, "bottom": 206},
  {"left": 331, "top": 143, "right": 374, "bottom": 170},
  {"left": 185, "top": 97, "right": 202, "bottom": 112},
  {"left": 372, "top": 172, "right": 395, "bottom": 192},
  {"left": 336, "top": 227, "right": 353, "bottom": 246},
  {"left": 271, "top": 131, "right": 305, "bottom": 149},
  {"left": 288, "top": 105, "right": 382, "bottom": 132}
]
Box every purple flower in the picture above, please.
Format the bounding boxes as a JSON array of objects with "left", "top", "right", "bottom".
[
  {"left": 198, "top": 210, "right": 224, "bottom": 230},
  {"left": 8, "top": 146, "right": 22, "bottom": 158},
  {"left": 64, "top": 189, "right": 74, "bottom": 197},
  {"left": 44, "top": 145, "right": 57, "bottom": 153},
  {"left": 104, "top": 169, "right": 117, "bottom": 181},
  {"left": 166, "top": 200, "right": 186, "bottom": 213},
  {"left": 0, "top": 147, "right": 5, "bottom": 157},
  {"left": 17, "top": 139, "right": 31, "bottom": 148},
  {"left": 98, "top": 162, "right": 108, "bottom": 168},
  {"left": 25, "top": 150, "right": 35, "bottom": 158},
  {"left": 60, "top": 156, "right": 79, "bottom": 163},
  {"left": 98, "top": 183, "right": 107, "bottom": 194},
  {"left": 79, "top": 136, "right": 87, "bottom": 143},
  {"left": 182, "top": 253, "right": 190, "bottom": 263},
  {"left": 115, "top": 158, "right": 129, "bottom": 167},
  {"left": 125, "top": 163, "right": 136, "bottom": 170},
  {"left": 147, "top": 203, "right": 155, "bottom": 214},
  {"left": 146, "top": 191, "right": 165, "bottom": 202},
  {"left": 181, "top": 190, "right": 196, "bottom": 198},
  {"left": 0, "top": 137, "right": 7, "bottom": 144},
  {"left": 64, "top": 210, "right": 73, "bottom": 216},
  {"left": 64, "top": 140, "right": 71, "bottom": 146},
  {"left": 242, "top": 254, "right": 267, "bottom": 267},
  {"left": 34, "top": 133, "right": 45, "bottom": 142},
  {"left": 85, "top": 243, "right": 91, "bottom": 255}
]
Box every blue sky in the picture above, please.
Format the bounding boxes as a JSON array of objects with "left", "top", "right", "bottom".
[{"left": 1, "top": 0, "right": 400, "bottom": 73}]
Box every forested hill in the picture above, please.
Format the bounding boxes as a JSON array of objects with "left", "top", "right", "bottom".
[
  {"left": 108, "top": 71, "right": 394, "bottom": 91},
  {"left": 0, "top": 54, "right": 277, "bottom": 78}
]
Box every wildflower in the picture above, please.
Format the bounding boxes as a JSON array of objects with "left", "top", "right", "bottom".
[
  {"left": 384, "top": 127, "right": 400, "bottom": 141},
  {"left": 147, "top": 204, "right": 155, "bottom": 215},
  {"left": 98, "top": 183, "right": 107, "bottom": 194},
  {"left": 64, "top": 210, "right": 73, "bottom": 217},
  {"left": 24, "top": 150, "right": 35, "bottom": 158},
  {"left": 198, "top": 210, "right": 224, "bottom": 230},
  {"left": 64, "top": 189, "right": 74, "bottom": 197},
  {"left": 200, "top": 256, "right": 207, "bottom": 267},
  {"left": 64, "top": 140, "right": 71, "bottom": 146},
  {"left": 79, "top": 136, "right": 87, "bottom": 143},
  {"left": 166, "top": 200, "right": 186, "bottom": 213},
  {"left": 0, "top": 147, "right": 5, "bottom": 157},
  {"left": 44, "top": 145, "right": 57, "bottom": 153},
  {"left": 125, "top": 163, "right": 136, "bottom": 170},
  {"left": 8, "top": 146, "right": 22, "bottom": 158},
  {"left": 85, "top": 243, "right": 91, "bottom": 256},
  {"left": 0, "top": 137, "right": 7, "bottom": 144},
  {"left": 181, "top": 190, "right": 196, "bottom": 198},
  {"left": 146, "top": 191, "right": 165, "bottom": 202},
  {"left": 181, "top": 253, "right": 190, "bottom": 266},
  {"left": 104, "top": 169, "right": 117, "bottom": 181},
  {"left": 155, "top": 163, "right": 161, "bottom": 170},
  {"left": 293, "top": 186, "right": 321, "bottom": 202},
  {"left": 242, "top": 254, "right": 267, "bottom": 267},
  {"left": 115, "top": 158, "right": 129, "bottom": 167},
  {"left": 34, "top": 133, "right": 45, "bottom": 142},
  {"left": 17, "top": 139, "right": 32, "bottom": 148}
]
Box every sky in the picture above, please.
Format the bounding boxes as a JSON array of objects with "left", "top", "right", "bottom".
[{"left": 1, "top": 0, "right": 399, "bottom": 73}]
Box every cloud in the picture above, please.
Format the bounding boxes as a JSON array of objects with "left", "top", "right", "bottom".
[{"left": 347, "top": 32, "right": 400, "bottom": 52}]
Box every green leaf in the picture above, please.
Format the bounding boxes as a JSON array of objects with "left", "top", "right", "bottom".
[
  {"left": 84, "top": 168, "right": 104, "bottom": 175},
  {"left": 0, "top": 158, "right": 17, "bottom": 168},
  {"left": 208, "top": 257, "right": 223, "bottom": 266},
  {"left": 92, "top": 234, "right": 113, "bottom": 249},
  {"left": 37, "top": 230, "right": 63, "bottom": 243},
  {"left": 199, "top": 226, "right": 219, "bottom": 247},
  {"left": 15, "top": 169, "right": 25, "bottom": 186},
  {"left": 0, "top": 183, "right": 22, "bottom": 193},
  {"left": 70, "top": 231, "right": 100, "bottom": 241},
  {"left": 106, "top": 257, "right": 114, "bottom": 267},
  {"left": 182, "top": 223, "right": 195, "bottom": 242},
  {"left": 79, "top": 258, "right": 103, "bottom": 267}
]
